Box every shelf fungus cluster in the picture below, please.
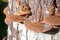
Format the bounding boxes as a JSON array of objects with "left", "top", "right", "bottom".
[{"left": 3, "top": 0, "right": 60, "bottom": 32}]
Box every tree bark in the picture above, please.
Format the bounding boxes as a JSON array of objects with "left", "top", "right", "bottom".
[{"left": 7, "top": 0, "right": 60, "bottom": 40}]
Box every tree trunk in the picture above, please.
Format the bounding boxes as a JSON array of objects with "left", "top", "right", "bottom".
[
  {"left": 7, "top": 0, "right": 60, "bottom": 40},
  {"left": 7, "top": 22, "right": 52, "bottom": 40}
]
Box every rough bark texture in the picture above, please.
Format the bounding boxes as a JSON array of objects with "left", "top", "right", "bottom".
[
  {"left": 7, "top": 22, "right": 52, "bottom": 40},
  {"left": 3, "top": 0, "right": 60, "bottom": 40},
  {"left": 6, "top": 0, "right": 56, "bottom": 33}
]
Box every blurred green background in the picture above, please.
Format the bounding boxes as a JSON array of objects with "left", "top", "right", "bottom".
[{"left": 0, "top": 0, "right": 8, "bottom": 40}]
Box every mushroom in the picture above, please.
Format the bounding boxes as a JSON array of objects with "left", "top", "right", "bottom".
[
  {"left": 24, "top": 20, "right": 52, "bottom": 33},
  {"left": 17, "top": 7, "right": 31, "bottom": 15},
  {"left": 17, "top": 2, "right": 31, "bottom": 15},
  {"left": 3, "top": 7, "right": 8, "bottom": 15},
  {"left": 4, "top": 15, "right": 26, "bottom": 24},
  {"left": 42, "top": 15, "right": 60, "bottom": 25},
  {"left": 3, "top": 2, "right": 31, "bottom": 16},
  {"left": 3, "top": 6, "right": 30, "bottom": 24}
]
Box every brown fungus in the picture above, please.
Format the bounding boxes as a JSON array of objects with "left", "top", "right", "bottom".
[{"left": 42, "top": 15, "right": 60, "bottom": 25}]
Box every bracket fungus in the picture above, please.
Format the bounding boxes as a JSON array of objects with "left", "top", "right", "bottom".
[
  {"left": 3, "top": 0, "right": 60, "bottom": 33},
  {"left": 24, "top": 20, "right": 53, "bottom": 33},
  {"left": 3, "top": 6, "right": 30, "bottom": 24},
  {"left": 17, "top": 2, "right": 31, "bottom": 15},
  {"left": 42, "top": 15, "right": 60, "bottom": 26}
]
